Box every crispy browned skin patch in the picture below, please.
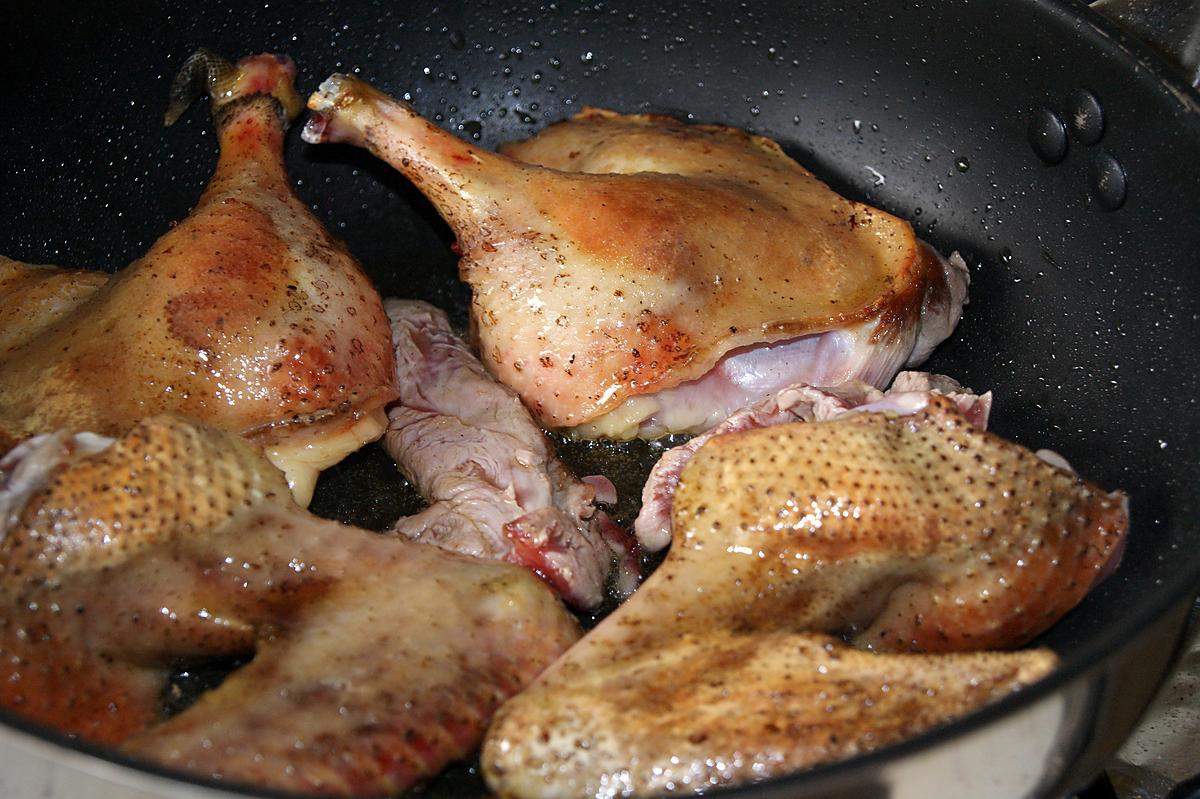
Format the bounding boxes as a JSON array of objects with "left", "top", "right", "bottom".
[
  {"left": 0, "top": 57, "right": 395, "bottom": 461},
  {"left": 0, "top": 417, "right": 580, "bottom": 795},
  {"left": 485, "top": 631, "right": 1057, "bottom": 798},
  {"left": 0, "top": 257, "right": 108, "bottom": 356},
  {"left": 482, "top": 399, "right": 1127, "bottom": 798},
  {"left": 667, "top": 397, "right": 1128, "bottom": 651},
  {"left": 305, "top": 81, "right": 946, "bottom": 430}
]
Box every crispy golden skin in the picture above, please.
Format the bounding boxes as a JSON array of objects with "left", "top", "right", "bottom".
[
  {"left": 304, "top": 81, "right": 955, "bottom": 436},
  {"left": 0, "top": 54, "right": 397, "bottom": 502},
  {"left": 0, "top": 416, "right": 580, "bottom": 796},
  {"left": 483, "top": 399, "right": 1127, "bottom": 798}
]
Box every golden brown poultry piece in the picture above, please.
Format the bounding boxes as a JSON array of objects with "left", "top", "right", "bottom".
[
  {"left": 634, "top": 370, "right": 992, "bottom": 551},
  {"left": 302, "top": 79, "right": 967, "bottom": 440},
  {"left": 0, "top": 416, "right": 579, "bottom": 796},
  {"left": 0, "top": 257, "right": 107, "bottom": 358},
  {"left": 483, "top": 398, "right": 1128, "bottom": 797},
  {"left": 486, "top": 631, "right": 1057, "bottom": 798},
  {"left": 0, "top": 52, "right": 396, "bottom": 504}
]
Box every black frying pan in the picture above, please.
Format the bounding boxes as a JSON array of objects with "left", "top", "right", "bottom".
[{"left": 3, "top": 0, "right": 1199, "bottom": 797}]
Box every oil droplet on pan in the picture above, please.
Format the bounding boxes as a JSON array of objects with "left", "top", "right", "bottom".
[{"left": 461, "top": 120, "right": 483, "bottom": 140}]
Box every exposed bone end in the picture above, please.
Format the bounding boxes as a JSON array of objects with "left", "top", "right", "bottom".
[
  {"left": 302, "top": 74, "right": 382, "bottom": 146},
  {"left": 230, "top": 53, "right": 303, "bottom": 122},
  {"left": 299, "top": 111, "right": 330, "bottom": 144},
  {"left": 306, "top": 74, "right": 352, "bottom": 116},
  {"left": 302, "top": 75, "right": 354, "bottom": 145},
  {"left": 165, "top": 49, "right": 302, "bottom": 128}
]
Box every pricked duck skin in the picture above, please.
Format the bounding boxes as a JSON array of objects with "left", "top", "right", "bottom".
[
  {"left": 0, "top": 416, "right": 580, "bottom": 796},
  {"left": 482, "top": 398, "right": 1127, "bottom": 797},
  {"left": 485, "top": 631, "right": 1058, "bottom": 799},
  {"left": 636, "top": 396, "right": 1127, "bottom": 652},
  {"left": 633, "top": 371, "right": 993, "bottom": 551},
  {"left": 302, "top": 80, "right": 967, "bottom": 440},
  {"left": 0, "top": 52, "right": 397, "bottom": 504}
]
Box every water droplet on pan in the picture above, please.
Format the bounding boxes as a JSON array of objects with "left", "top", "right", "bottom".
[
  {"left": 955, "top": 157, "right": 970, "bottom": 173},
  {"left": 1027, "top": 107, "right": 1068, "bottom": 164}
]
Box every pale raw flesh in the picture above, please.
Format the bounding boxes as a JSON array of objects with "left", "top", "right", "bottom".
[
  {"left": 0, "top": 416, "right": 579, "bottom": 796},
  {"left": 302, "top": 82, "right": 968, "bottom": 439},
  {"left": 384, "top": 299, "right": 639, "bottom": 609},
  {"left": 0, "top": 53, "right": 397, "bottom": 504},
  {"left": 483, "top": 399, "right": 1128, "bottom": 798}
]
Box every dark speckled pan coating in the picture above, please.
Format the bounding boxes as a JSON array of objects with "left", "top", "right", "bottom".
[{"left": 2, "top": 1, "right": 1199, "bottom": 797}]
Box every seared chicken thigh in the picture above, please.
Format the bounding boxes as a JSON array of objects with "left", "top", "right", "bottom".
[
  {"left": 302, "top": 80, "right": 967, "bottom": 439},
  {"left": 0, "top": 416, "right": 578, "bottom": 796},
  {"left": 483, "top": 399, "right": 1127, "bottom": 797},
  {"left": 0, "top": 52, "right": 397, "bottom": 504}
]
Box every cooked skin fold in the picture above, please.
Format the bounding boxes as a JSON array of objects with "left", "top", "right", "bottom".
[
  {"left": 384, "top": 299, "right": 640, "bottom": 609},
  {"left": 302, "top": 80, "right": 966, "bottom": 439},
  {"left": 634, "top": 371, "right": 992, "bottom": 551},
  {"left": 484, "top": 631, "right": 1057, "bottom": 799},
  {"left": 0, "top": 52, "right": 397, "bottom": 504},
  {"left": 0, "top": 417, "right": 579, "bottom": 796},
  {"left": 0, "top": 257, "right": 108, "bottom": 358},
  {"left": 482, "top": 398, "right": 1127, "bottom": 798}
]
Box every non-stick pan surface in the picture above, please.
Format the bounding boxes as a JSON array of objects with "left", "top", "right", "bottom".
[{"left": 3, "top": 1, "right": 1199, "bottom": 797}]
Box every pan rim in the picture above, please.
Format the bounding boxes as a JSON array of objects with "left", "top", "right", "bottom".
[{"left": 2, "top": 0, "right": 1199, "bottom": 796}]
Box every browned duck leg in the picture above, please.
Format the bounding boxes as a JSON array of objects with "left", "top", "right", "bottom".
[
  {"left": 303, "top": 76, "right": 966, "bottom": 440},
  {"left": 0, "top": 51, "right": 397, "bottom": 505}
]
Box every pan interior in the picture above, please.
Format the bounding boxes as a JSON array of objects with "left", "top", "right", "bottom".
[{"left": 3, "top": 0, "right": 1199, "bottom": 796}]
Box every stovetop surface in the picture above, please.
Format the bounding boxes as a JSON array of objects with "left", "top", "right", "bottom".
[{"left": 1094, "top": 602, "right": 1200, "bottom": 799}]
